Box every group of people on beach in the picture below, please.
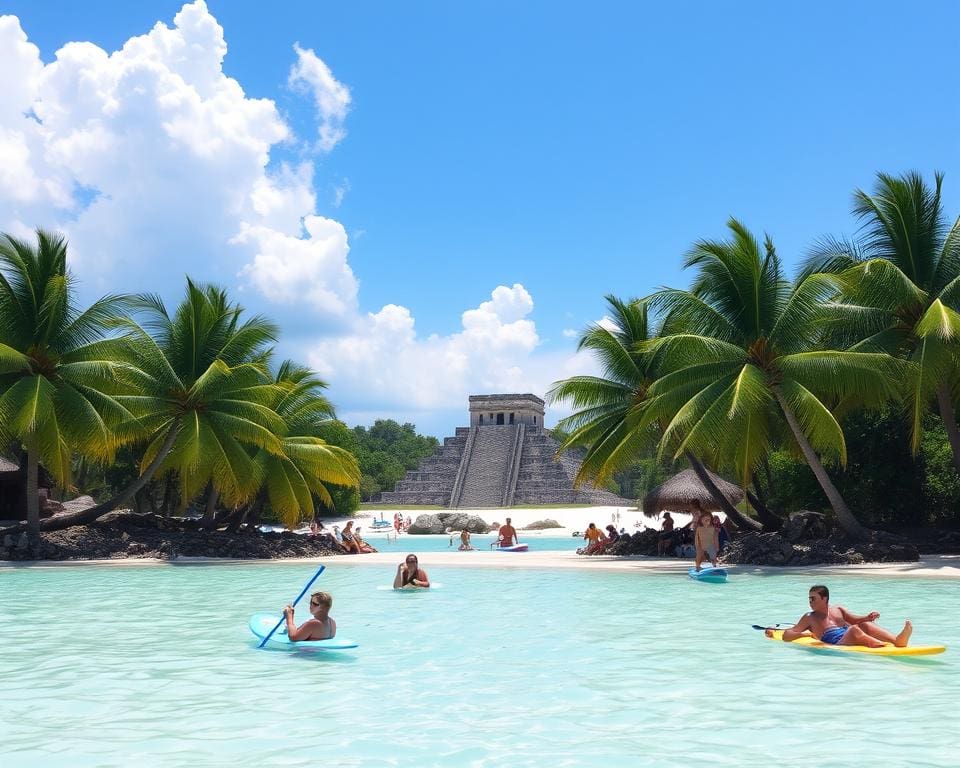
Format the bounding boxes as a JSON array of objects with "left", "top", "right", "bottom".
[
  {"left": 308, "top": 519, "right": 378, "bottom": 555},
  {"left": 656, "top": 508, "right": 731, "bottom": 569},
  {"left": 578, "top": 522, "right": 621, "bottom": 555}
]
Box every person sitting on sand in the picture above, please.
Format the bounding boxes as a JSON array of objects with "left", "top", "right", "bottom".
[
  {"left": 459, "top": 530, "right": 475, "bottom": 551},
  {"left": 393, "top": 554, "right": 430, "bottom": 589},
  {"left": 340, "top": 521, "right": 361, "bottom": 554},
  {"left": 583, "top": 522, "right": 603, "bottom": 550},
  {"left": 694, "top": 511, "right": 719, "bottom": 571},
  {"left": 353, "top": 527, "right": 378, "bottom": 554},
  {"left": 657, "top": 513, "right": 675, "bottom": 556},
  {"left": 283, "top": 591, "right": 337, "bottom": 641},
  {"left": 597, "top": 524, "right": 620, "bottom": 554},
  {"left": 497, "top": 517, "right": 518, "bottom": 548},
  {"left": 765, "top": 584, "right": 913, "bottom": 648}
]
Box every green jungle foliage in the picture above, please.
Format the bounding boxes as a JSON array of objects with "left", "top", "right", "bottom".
[
  {"left": 766, "top": 410, "right": 960, "bottom": 528},
  {"left": 318, "top": 419, "right": 439, "bottom": 503}
]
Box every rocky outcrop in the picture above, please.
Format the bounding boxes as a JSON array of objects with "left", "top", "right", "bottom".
[
  {"left": 0, "top": 512, "right": 343, "bottom": 562},
  {"left": 407, "top": 512, "right": 489, "bottom": 534},
  {"left": 522, "top": 519, "right": 562, "bottom": 530},
  {"left": 721, "top": 530, "right": 919, "bottom": 566},
  {"left": 576, "top": 520, "right": 921, "bottom": 565}
]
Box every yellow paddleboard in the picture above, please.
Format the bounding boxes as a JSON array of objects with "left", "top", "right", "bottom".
[{"left": 767, "top": 629, "right": 945, "bottom": 656}]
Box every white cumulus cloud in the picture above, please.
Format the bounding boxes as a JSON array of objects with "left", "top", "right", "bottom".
[
  {"left": 308, "top": 284, "right": 551, "bottom": 412},
  {"left": 289, "top": 43, "right": 351, "bottom": 152},
  {"left": 0, "top": 1, "right": 356, "bottom": 320},
  {"left": 0, "top": 3, "right": 590, "bottom": 432}
]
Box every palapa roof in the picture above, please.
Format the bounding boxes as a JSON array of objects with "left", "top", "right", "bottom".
[
  {"left": 0, "top": 456, "right": 19, "bottom": 473},
  {"left": 642, "top": 468, "right": 744, "bottom": 516}
]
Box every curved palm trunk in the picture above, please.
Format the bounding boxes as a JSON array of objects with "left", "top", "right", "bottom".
[
  {"left": 684, "top": 451, "right": 762, "bottom": 531},
  {"left": 772, "top": 388, "right": 870, "bottom": 541},
  {"left": 748, "top": 471, "right": 783, "bottom": 531},
  {"left": 935, "top": 383, "right": 960, "bottom": 476},
  {"left": 25, "top": 433, "right": 40, "bottom": 540},
  {"left": 1, "top": 419, "right": 183, "bottom": 535},
  {"left": 201, "top": 484, "right": 219, "bottom": 528}
]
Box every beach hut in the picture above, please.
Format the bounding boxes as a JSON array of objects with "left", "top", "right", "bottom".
[{"left": 641, "top": 468, "right": 744, "bottom": 516}]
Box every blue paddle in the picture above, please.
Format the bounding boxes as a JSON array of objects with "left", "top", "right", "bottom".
[
  {"left": 257, "top": 564, "right": 326, "bottom": 649},
  {"left": 751, "top": 623, "right": 793, "bottom": 631}
]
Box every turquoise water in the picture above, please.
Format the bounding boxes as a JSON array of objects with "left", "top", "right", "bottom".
[
  {"left": 1, "top": 563, "right": 957, "bottom": 767},
  {"left": 364, "top": 533, "right": 581, "bottom": 553}
]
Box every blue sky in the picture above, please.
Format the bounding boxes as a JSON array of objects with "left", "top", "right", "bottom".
[{"left": 2, "top": 1, "right": 959, "bottom": 437}]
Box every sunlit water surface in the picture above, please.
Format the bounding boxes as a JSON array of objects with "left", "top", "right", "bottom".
[{"left": 1, "top": 563, "right": 956, "bottom": 767}]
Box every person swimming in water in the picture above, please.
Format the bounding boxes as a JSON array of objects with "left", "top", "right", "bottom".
[
  {"left": 766, "top": 584, "right": 913, "bottom": 648},
  {"left": 393, "top": 554, "right": 430, "bottom": 589}
]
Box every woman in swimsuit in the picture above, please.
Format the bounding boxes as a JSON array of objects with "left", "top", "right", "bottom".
[
  {"left": 340, "top": 521, "right": 361, "bottom": 554},
  {"left": 393, "top": 554, "right": 430, "bottom": 589},
  {"left": 459, "top": 530, "right": 475, "bottom": 551},
  {"left": 282, "top": 591, "right": 337, "bottom": 640}
]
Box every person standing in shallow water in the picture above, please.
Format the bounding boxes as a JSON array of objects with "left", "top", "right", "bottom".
[
  {"left": 766, "top": 584, "right": 913, "bottom": 647},
  {"left": 394, "top": 554, "right": 430, "bottom": 589},
  {"left": 497, "top": 517, "right": 518, "bottom": 548},
  {"left": 693, "top": 511, "right": 718, "bottom": 571}
]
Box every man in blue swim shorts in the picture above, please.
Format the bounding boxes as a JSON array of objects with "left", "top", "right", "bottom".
[{"left": 765, "top": 585, "right": 913, "bottom": 648}]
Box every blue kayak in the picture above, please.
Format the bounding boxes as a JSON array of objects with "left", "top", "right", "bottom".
[
  {"left": 688, "top": 566, "right": 728, "bottom": 583},
  {"left": 249, "top": 612, "right": 358, "bottom": 650}
]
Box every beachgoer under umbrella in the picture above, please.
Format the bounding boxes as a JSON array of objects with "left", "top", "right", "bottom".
[{"left": 657, "top": 513, "right": 675, "bottom": 556}]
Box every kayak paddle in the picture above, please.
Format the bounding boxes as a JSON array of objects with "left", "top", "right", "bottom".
[{"left": 257, "top": 564, "right": 326, "bottom": 649}]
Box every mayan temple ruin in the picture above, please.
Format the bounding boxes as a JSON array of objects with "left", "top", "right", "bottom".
[{"left": 376, "top": 394, "right": 632, "bottom": 508}]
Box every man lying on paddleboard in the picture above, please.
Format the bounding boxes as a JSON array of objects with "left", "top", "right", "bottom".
[{"left": 766, "top": 584, "right": 912, "bottom": 648}]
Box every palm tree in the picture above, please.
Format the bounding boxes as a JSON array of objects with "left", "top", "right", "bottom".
[
  {"left": 13, "top": 279, "right": 285, "bottom": 532},
  {"left": 803, "top": 171, "right": 960, "bottom": 474},
  {"left": 0, "top": 230, "right": 135, "bottom": 538},
  {"left": 642, "top": 219, "right": 906, "bottom": 540},
  {"left": 548, "top": 296, "right": 763, "bottom": 530},
  {"left": 244, "top": 361, "right": 360, "bottom": 529},
  {"left": 548, "top": 296, "right": 661, "bottom": 486}
]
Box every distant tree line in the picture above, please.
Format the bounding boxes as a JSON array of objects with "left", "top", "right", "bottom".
[{"left": 318, "top": 419, "right": 439, "bottom": 507}]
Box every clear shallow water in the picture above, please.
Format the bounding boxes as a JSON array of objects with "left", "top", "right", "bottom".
[
  {"left": 1, "top": 564, "right": 957, "bottom": 767},
  {"left": 363, "top": 533, "right": 582, "bottom": 553}
]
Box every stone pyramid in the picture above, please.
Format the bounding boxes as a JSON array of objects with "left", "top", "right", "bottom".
[{"left": 375, "top": 394, "right": 632, "bottom": 508}]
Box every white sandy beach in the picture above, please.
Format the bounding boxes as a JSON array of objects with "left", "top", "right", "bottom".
[
  {"left": 4, "top": 503, "right": 960, "bottom": 578},
  {"left": 347, "top": 503, "right": 665, "bottom": 538}
]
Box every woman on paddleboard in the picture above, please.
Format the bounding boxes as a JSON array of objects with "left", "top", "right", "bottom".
[{"left": 283, "top": 591, "right": 337, "bottom": 641}]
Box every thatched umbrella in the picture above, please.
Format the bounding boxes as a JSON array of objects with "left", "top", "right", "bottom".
[{"left": 642, "top": 468, "right": 744, "bottom": 516}]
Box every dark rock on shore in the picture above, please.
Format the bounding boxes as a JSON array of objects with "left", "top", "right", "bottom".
[
  {"left": 721, "top": 530, "right": 919, "bottom": 566},
  {"left": 578, "top": 515, "right": 923, "bottom": 565},
  {"left": 0, "top": 512, "right": 342, "bottom": 562},
  {"left": 407, "top": 513, "right": 489, "bottom": 534}
]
